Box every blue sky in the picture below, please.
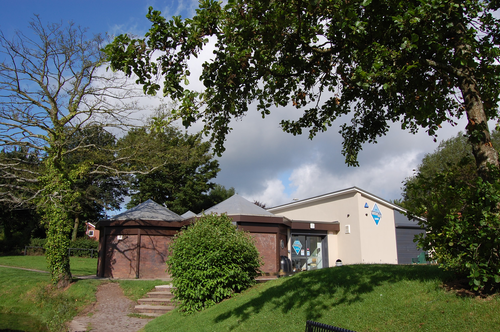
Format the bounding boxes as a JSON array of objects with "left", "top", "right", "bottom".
[
  {"left": 0, "top": 0, "right": 471, "bottom": 209},
  {"left": 0, "top": 1, "right": 194, "bottom": 38}
]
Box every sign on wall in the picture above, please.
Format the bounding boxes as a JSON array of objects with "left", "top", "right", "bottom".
[
  {"left": 292, "top": 240, "right": 302, "bottom": 255},
  {"left": 371, "top": 204, "right": 382, "bottom": 225}
]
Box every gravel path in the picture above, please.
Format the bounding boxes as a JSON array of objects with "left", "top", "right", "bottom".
[{"left": 68, "top": 283, "right": 153, "bottom": 332}]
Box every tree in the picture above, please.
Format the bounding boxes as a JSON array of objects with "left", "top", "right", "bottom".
[
  {"left": 0, "top": 148, "right": 41, "bottom": 251},
  {"left": 192, "top": 184, "right": 236, "bottom": 213},
  {"left": 402, "top": 132, "right": 500, "bottom": 291},
  {"left": 105, "top": 0, "right": 500, "bottom": 179},
  {"left": 0, "top": 17, "right": 145, "bottom": 287},
  {"left": 166, "top": 213, "right": 261, "bottom": 313},
  {"left": 402, "top": 131, "right": 500, "bottom": 212},
  {"left": 120, "top": 123, "right": 220, "bottom": 215},
  {"left": 64, "top": 126, "right": 127, "bottom": 241}
]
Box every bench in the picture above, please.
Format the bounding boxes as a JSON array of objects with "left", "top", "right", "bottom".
[{"left": 305, "top": 320, "right": 356, "bottom": 332}]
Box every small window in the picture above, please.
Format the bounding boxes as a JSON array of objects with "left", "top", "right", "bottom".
[{"left": 88, "top": 230, "right": 94, "bottom": 237}]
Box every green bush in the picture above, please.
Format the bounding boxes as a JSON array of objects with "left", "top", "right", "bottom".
[
  {"left": 69, "top": 237, "right": 98, "bottom": 257},
  {"left": 28, "top": 237, "right": 98, "bottom": 258},
  {"left": 167, "top": 213, "right": 262, "bottom": 313},
  {"left": 407, "top": 163, "right": 500, "bottom": 292}
]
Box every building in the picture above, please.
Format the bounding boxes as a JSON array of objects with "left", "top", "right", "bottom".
[
  {"left": 85, "top": 222, "right": 99, "bottom": 241},
  {"left": 96, "top": 199, "right": 189, "bottom": 279},
  {"left": 267, "top": 187, "right": 424, "bottom": 270},
  {"left": 96, "top": 187, "right": 424, "bottom": 279}
]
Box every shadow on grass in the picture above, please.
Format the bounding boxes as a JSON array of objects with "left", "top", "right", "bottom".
[{"left": 215, "top": 264, "right": 452, "bottom": 327}]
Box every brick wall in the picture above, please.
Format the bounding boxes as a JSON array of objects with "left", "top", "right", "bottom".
[
  {"left": 251, "top": 233, "right": 277, "bottom": 273},
  {"left": 104, "top": 234, "right": 138, "bottom": 278},
  {"left": 139, "top": 235, "right": 172, "bottom": 279}
]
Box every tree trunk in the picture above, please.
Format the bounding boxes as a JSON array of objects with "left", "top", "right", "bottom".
[
  {"left": 72, "top": 214, "right": 80, "bottom": 242},
  {"left": 459, "top": 72, "right": 500, "bottom": 180}
]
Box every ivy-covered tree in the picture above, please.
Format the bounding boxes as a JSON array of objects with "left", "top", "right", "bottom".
[
  {"left": 105, "top": 0, "right": 500, "bottom": 179},
  {"left": 120, "top": 123, "right": 220, "bottom": 215},
  {"left": 0, "top": 18, "right": 146, "bottom": 287}
]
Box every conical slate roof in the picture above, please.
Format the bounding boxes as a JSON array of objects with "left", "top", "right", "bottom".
[
  {"left": 203, "top": 194, "right": 275, "bottom": 216},
  {"left": 110, "top": 199, "right": 183, "bottom": 221}
]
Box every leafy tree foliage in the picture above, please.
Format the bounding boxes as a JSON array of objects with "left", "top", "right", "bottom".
[
  {"left": 105, "top": 0, "right": 500, "bottom": 178},
  {"left": 402, "top": 132, "right": 500, "bottom": 291},
  {"left": 0, "top": 147, "right": 42, "bottom": 250},
  {"left": 0, "top": 18, "right": 144, "bottom": 286},
  {"left": 166, "top": 213, "right": 261, "bottom": 313},
  {"left": 192, "top": 184, "right": 236, "bottom": 213},
  {"left": 402, "top": 131, "right": 500, "bottom": 212},
  {"left": 119, "top": 123, "right": 220, "bottom": 215},
  {"left": 406, "top": 165, "right": 500, "bottom": 292},
  {"left": 64, "top": 126, "right": 127, "bottom": 241}
]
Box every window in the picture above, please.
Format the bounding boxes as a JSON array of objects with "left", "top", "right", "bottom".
[{"left": 88, "top": 230, "right": 94, "bottom": 237}]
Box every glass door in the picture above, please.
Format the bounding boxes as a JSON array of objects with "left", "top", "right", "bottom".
[{"left": 291, "top": 235, "right": 324, "bottom": 271}]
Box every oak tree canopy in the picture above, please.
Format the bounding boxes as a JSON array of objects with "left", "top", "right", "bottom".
[{"left": 105, "top": 0, "right": 500, "bottom": 178}]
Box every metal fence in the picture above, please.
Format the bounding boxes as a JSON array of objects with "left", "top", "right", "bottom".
[
  {"left": 24, "top": 246, "right": 98, "bottom": 258},
  {"left": 305, "top": 321, "right": 356, "bottom": 332}
]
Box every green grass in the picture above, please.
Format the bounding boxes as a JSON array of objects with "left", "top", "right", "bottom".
[
  {"left": 143, "top": 265, "right": 500, "bottom": 332},
  {"left": 0, "top": 255, "right": 170, "bottom": 331},
  {"left": 0, "top": 266, "right": 100, "bottom": 332},
  {"left": 0, "top": 255, "right": 98, "bottom": 276}
]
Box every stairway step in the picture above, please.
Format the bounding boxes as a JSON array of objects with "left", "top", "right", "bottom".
[
  {"left": 147, "top": 291, "right": 175, "bottom": 298},
  {"left": 155, "top": 284, "right": 175, "bottom": 291},
  {"left": 138, "top": 298, "right": 175, "bottom": 305},
  {"left": 135, "top": 304, "right": 176, "bottom": 314},
  {"left": 134, "top": 312, "right": 164, "bottom": 318},
  {"left": 256, "top": 277, "right": 278, "bottom": 283}
]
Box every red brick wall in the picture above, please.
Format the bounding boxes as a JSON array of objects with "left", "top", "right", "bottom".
[
  {"left": 104, "top": 234, "right": 138, "bottom": 278},
  {"left": 139, "top": 235, "right": 172, "bottom": 279},
  {"left": 251, "top": 233, "right": 277, "bottom": 273}
]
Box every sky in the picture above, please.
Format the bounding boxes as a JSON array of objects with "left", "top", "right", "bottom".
[{"left": 0, "top": 0, "right": 474, "bottom": 208}]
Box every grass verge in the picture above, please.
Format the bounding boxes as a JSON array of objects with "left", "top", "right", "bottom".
[
  {"left": 0, "top": 256, "right": 170, "bottom": 331},
  {"left": 143, "top": 265, "right": 500, "bottom": 332},
  {"left": 0, "top": 255, "right": 98, "bottom": 276},
  {"left": 0, "top": 266, "right": 100, "bottom": 332}
]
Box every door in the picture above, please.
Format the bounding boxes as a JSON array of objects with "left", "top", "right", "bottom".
[{"left": 291, "top": 235, "right": 324, "bottom": 271}]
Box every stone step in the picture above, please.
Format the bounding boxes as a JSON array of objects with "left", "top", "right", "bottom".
[
  {"left": 256, "top": 276, "right": 278, "bottom": 283},
  {"left": 147, "top": 291, "right": 175, "bottom": 298},
  {"left": 155, "top": 284, "right": 175, "bottom": 291},
  {"left": 138, "top": 297, "right": 176, "bottom": 306},
  {"left": 135, "top": 304, "right": 176, "bottom": 314},
  {"left": 135, "top": 312, "right": 164, "bottom": 318}
]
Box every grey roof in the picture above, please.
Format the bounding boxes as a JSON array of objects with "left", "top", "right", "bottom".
[
  {"left": 268, "top": 186, "right": 406, "bottom": 213},
  {"left": 181, "top": 210, "right": 196, "bottom": 219},
  {"left": 110, "top": 199, "right": 183, "bottom": 221},
  {"left": 203, "top": 194, "right": 275, "bottom": 216}
]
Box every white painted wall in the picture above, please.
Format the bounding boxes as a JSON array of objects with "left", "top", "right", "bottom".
[{"left": 270, "top": 188, "right": 399, "bottom": 266}]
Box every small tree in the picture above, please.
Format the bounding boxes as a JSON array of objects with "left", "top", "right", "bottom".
[
  {"left": 406, "top": 164, "right": 500, "bottom": 292},
  {"left": 167, "top": 214, "right": 261, "bottom": 313}
]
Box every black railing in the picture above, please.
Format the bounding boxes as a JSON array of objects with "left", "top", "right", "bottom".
[
  {"left": 24, "top": 246, "right": 98, "bottom": 258},
  {"left": 305, "top": 320, "right": 356, "bottom": 332}
]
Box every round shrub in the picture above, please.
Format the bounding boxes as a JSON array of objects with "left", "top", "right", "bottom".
[{"left": 167, "top": 213, "right": 262, "bottom": 313}]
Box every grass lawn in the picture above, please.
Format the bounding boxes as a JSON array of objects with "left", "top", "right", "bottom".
[
  {"left": 0, "top": 255, "right": 168, "bottom": 331},
  {"left": 144, "top": 265, "right": 500, "bottom": 332},
  {"left": 0, "top": 266, "right": 100, "bottom": 332},
  {"left": 0, "top": 255, "right": 98, "bottom": 276}
]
